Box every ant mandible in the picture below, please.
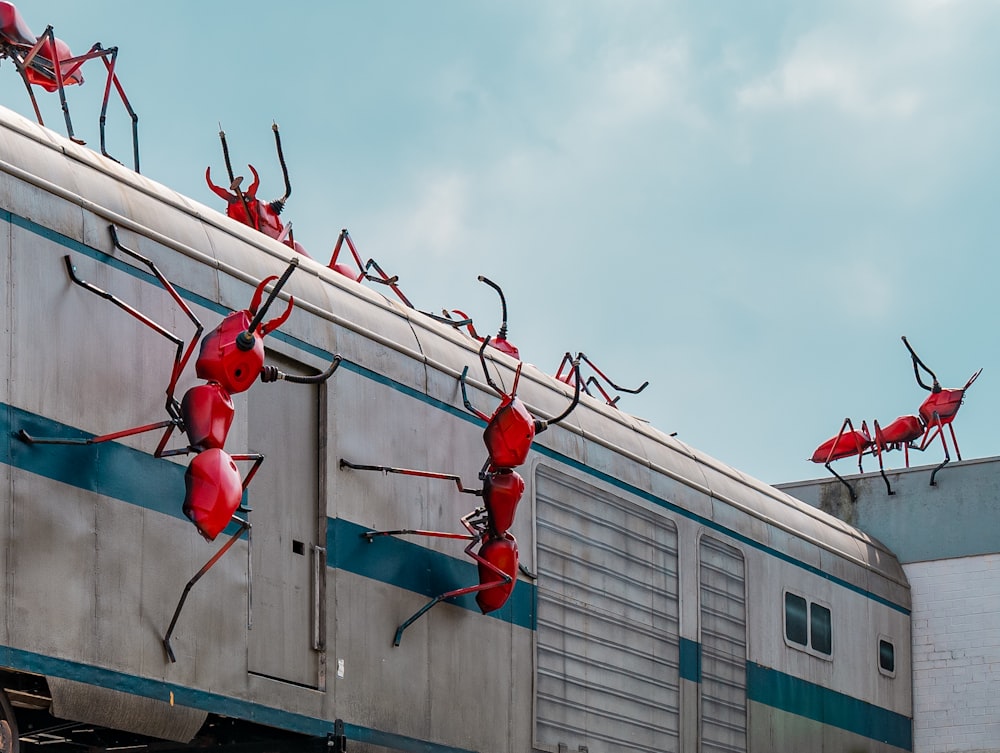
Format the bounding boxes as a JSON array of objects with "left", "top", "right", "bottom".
[
  {"left": 340, "top": 336, "right": 581, "bottom": 646},
  {"left": 18, "top": 224, "right": 341, "bottom": 661},
  {"left": 206, "top": 123, "right": 308, "bottom": 257}
]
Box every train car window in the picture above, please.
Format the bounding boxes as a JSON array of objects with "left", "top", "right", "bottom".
[
  {"left": 810, "top": 603, "right": 832, "bottom": 655},
  {"left": 783, "top": 590, "right": 833, "bottom": 659},
  {"left": 879, "top": 638, "right": 896, "bottom": 676},
  {"left": 784, "top": 593, "right": 808, "bottom": 646}
]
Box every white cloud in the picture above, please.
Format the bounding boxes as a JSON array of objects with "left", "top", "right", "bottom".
[
  {"left": 396, "top": 172, "right": 473, "bottom": 260},
  {"left": 737, "top": 34, "right": 922, "bottom": 119}
]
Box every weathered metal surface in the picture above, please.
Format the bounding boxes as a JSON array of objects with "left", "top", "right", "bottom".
[{"left": 0, "top": 103, "right": 913, "bottom": 753}]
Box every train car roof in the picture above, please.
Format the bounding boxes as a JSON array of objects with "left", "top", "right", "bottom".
[{"left": 0, "top": 105, "right": 909, "bottom": 607}]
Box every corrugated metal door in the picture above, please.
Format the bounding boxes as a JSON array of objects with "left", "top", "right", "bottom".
[
  {"left": 535, "top": 466, "right": 680, "bottom": 753},
  {"left": 698, "top": 536, "right": 747, "bottom": 753},
  {"left": 247, "top": 352, "right": 323, "bottom": 688}
]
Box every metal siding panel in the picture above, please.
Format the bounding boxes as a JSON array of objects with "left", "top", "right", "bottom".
[
  {"left": 699, "top": 536, "right": 747, "bottom": 753},
  {"left": 535, "top": 465, "right": 679, "bottom": 753}
]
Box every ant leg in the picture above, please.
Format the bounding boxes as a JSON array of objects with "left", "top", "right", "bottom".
[
  {"left": 927, "top": 413, "right": 951, "bottom": 487},
  {"left": 339, "top": 458, "right": 481, "bottom": 496},
  {"left": 162, "top": 516, "right": 251, "bottom": 663},
  {"left": 824, "top": 462, "right": 858, "bottom": 503},
  {"left": 363, "top": 258, "right": 413, "bottom": 308},
  {"left": 578, "top": 352, "right": 649, "bottom": 396},
  {"left": 535, "top": 356, "right": 581, "bottom": 433},
  {"left": 391, "top": 535, "right": 514, "bottom": 647},
  {"left": 459, "top": 365, "right": 491, "bottom": 422},
  {"left": 106, "top": 226, "right": 204, "bottom": 413},
  {"left": 95, "top": 45, "right": 140, "bottom": 171},
  {"left": 17, "top": 420, "right": 181, "bottom": 456}
]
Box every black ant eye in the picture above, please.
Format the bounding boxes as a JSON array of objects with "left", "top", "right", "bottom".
[{"left": 234, "top": 368, "right": 243, "bottom": 378}]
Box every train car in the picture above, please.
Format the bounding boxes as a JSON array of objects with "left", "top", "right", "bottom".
[{"left": 0, "top": 104, "right": 911, "bottom": 753}]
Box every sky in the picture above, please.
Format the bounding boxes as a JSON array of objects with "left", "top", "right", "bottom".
[{"left": 3, "top": 1, "right": 1000, "bottom": 486}]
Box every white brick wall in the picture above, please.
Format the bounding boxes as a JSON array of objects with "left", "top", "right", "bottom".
[{"left": 906, "top": 554, "right": 1000, "bottom": 753}]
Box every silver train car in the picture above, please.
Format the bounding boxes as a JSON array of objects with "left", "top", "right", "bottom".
[{"left": 0, "top": 105, "right": 911, "bottom": 753}]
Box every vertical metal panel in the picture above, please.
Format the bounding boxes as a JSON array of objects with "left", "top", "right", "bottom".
[
  {"left": 698, "top": 536, "right": 747, "bottom": 753},
  {"left": 535, "top": 465, "right": 680, "bottom": 753},
  {"left": 247, "top": 350, "right": 322, "bottom": 687}
]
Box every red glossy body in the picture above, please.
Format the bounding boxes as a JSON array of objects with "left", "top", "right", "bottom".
[
  {"left": 482, "top": 397, "right": 535, "bottom": 469},
  {"left": 195, "top": 311, "right": 265, "bottom": 395},
  {"left": 877, "top": 415, "right": 923, "bottom": 447},
  {"left": 811, "top": 430, "right": 872, "bottom": 463},
  {"left": 482, "top": 469, "right": 524, "bottom": 536},
  {"left": 181, "top": 382, "right": 235, "bottom": 451},
  {"left": 0, "top": 3, "right": 84, "bottom": 91},
  {"left": 0, "top": 2, "right": 33, "bottom": 45},
  {"left": 919, "top": 389, "right": 965, "bottom": 425},
  {"left": 183, "top": 448, "right": 243, "bottom": 541},
  {"left": 475, "top": 534, "right": 518, "bottom": 614},
  {"left": 488, "top": 337, "right": 519, "bottom": 360}
]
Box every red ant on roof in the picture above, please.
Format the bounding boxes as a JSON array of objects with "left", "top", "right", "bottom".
[
  {"left": 0, "top": 1, "right": 139, "bottom": 169},
  {"left": 207, "top": 124, "right": 309, "bottom": 257},
  {"left": 340, "top": 337, "right": 580, "bottom": 645},
  {"left": 554, "top": 351, "right": 648, "bottom": 408},
  {"left": 811, "top": 336, "right": 981, "bottom": 499},
  {"left": 18, "top": 225, "right": 340, "bottom": 661}
]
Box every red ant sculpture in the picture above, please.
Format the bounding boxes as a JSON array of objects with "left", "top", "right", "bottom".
[
  {"left": 811, "top": 336, "right": 981, "bottom": 499},
  {"left": 0, "top": 1, "right": 139, "bottom": 170},
  {"left": 340, "top": 338, "right": 581, "bottom": 645},
  {"left": 206, "top": 124, "right": 308, "bottom": 257},
  {"left": 554, "top": 351, "right": 648, "bottom": 408},
  {"left": 17, "top": 225, "right": 341, "bottom": 661}
]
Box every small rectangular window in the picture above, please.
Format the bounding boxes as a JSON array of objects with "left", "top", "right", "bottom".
[
  {"left": 879, "top": 639, "right": 895, "bottom": 675},
  {"left": 783, "top": 590, "right": 832, "bottom": 659},
  {"left": 784, "top": 592, "right": 808, "bottom": 646},
  {"left": 810, "top": 603, "right": 832, "bottom": 655}
]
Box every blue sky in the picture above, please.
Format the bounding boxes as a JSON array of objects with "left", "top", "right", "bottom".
[{"left": 4, "top": 1, "right": 999, "bottom": 485}]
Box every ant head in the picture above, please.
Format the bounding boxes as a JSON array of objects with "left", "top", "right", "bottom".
[{"left": 195, "top": 311, "right": 265, "bottom": 395}]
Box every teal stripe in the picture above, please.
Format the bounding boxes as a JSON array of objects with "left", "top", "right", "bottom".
[
  {"left": 4, "top": 401, "right": 534, "bottom": 630},
  {"left": 0, "top": 644, "right": 476, "bottom": 753},
  {"left": 7, "top": 211, "right": 910, "bottom": 617},
  {"left": 748, "top": 662, "right": 912, "bottom": 750},
  {"left": 328, "top": 517, "right": 535, "bottom": 630},
  {"left": 4, "top": 403, "right": 247, "bottom": 538},
  {"left": 679, "top": 637, "right": 701, "bottom": 682},
  {"left": 5, "top": 403, "right": 187, "bottom": 520}
]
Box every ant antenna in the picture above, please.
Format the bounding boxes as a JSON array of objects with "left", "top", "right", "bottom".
[
  {"left": 478, "top": 276, "right": 509, "bottom": 341},
  {"left": 901, "top": 336, "right": 941, "bottom": 393},
  {"left": 270, "top": 121, "right": 291, "bottom": 214}
]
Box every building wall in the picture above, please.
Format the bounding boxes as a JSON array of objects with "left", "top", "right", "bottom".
[
  {"left": 778, "top": 457, "right": 1000, "bottom": 753},
  {"left": 906, "top": 555, "right": 1000, "bottom": 753}
]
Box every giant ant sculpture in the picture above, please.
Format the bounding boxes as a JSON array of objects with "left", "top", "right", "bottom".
[
  {"left": 17, "top": 225, "right": 341, "bottom": 661},
  {"left": 0, "top": 1, "right": 139, "bottom": 170},
  {"left": 340, "top": 338, "right": 581, "bottom": 646},
  {"left": 553, "top": 351, "right": 648, "bottom": 408},
  {"left": 207, "top": 124, "right": 309, "bottom": 257},
  {"left": 811, "top": 336, "right": 981, "bottom": 499}
]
